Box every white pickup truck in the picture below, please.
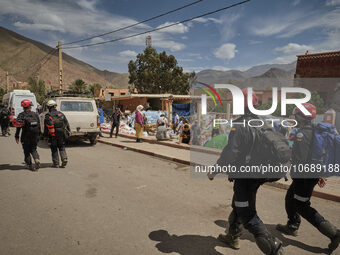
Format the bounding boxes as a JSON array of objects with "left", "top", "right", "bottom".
[{"left": 40, "top": 95, "right": 100, "bottom": 145}]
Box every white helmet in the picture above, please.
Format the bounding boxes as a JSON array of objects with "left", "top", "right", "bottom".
[{"left": 47, "top": 100, "right": 57, "bottom": 107}]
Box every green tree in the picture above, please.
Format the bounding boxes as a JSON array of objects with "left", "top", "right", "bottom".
[
  {"left": 27, "top": 76, "right": 46, "bottom": 104},
  {"left": 88, "top": 83, "right": 102, "bottom": 96},
  {"left": 70, "top": 79, "right": 87, "bottom": 92},
  {"left": 128, "top": 47, "right": 194, "bottom": 95}
]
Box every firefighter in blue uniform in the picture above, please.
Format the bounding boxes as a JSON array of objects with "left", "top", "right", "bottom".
[
  {"left": 276, "top": 103, "right": 340, "bottom": 254},
  {"left": 44, "top": 100, "right": 70, "bottom": 168},
  {"left": 14, "top": 99, "right": 40, "bottom": 171},
  {"left": 208, "top": 89, "right": 284, "bottom": 255}
]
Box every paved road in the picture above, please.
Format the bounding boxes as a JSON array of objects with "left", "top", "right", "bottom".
[{"left": 0, "top": 132, "right": 339, "bottom": 255}]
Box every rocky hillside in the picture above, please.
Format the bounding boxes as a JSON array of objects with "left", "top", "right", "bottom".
[{"left": 0, "top": 26, "right": 129, "bottom": 89}]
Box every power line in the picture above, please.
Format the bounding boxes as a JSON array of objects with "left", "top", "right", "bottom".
[
  {"left": 10, "top": 47, "right": 57, "bottom": 76},
  {"left": 62, "top": 0, "right": 250, "bottom": 50},
  {"left": 63, "top": 0, "right": 204, "bottom": 46},
  {"left": 32, "top": 48, "right": 58, "bottom": 76}
]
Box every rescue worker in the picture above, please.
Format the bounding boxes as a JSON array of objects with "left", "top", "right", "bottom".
[
  {"left": 0, "top": 103, "right": 11, "bottom": 136},
  {"left": 208, "top": 88, "right": 284, "bottom": 255},
  {"left": 44, "top": 100, "right": 70, "bottom": 168},
  {"left": 276, "top": 103, "right": 340, "bottom": 254},
  {"left": 14, "top": 99, "right": 40, "bottom": 171}
]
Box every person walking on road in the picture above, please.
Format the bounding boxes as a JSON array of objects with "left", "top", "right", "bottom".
[
  {"left": 14, "top": 99, "right": 41, "bottom": 171},
  {"left": 135, "top": 105, "right": 144, "bottom": 142},
  {"left": 276, "top": 103, "right": 340, "bottom": 254},
  {"left": 0, "top": 103, "right": 11, "bottom": 136},
  {"left": 44, "top": 100, "right": 70, "bottom": 168},
  {"left": 208, "top": 89, "right": 285, "bottom": 255},
  {"left": 110, "top": 108, "right": 122, "bottom": 138}
]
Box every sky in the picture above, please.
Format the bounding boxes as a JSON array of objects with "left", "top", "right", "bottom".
[{"left": 0, "top": 0, "right": 340, "bottom": 73}]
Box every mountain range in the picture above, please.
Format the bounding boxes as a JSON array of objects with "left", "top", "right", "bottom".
[
  {"left": 196, "top": 63, "right": 296, "bottom": 89},
  {"left": 0, "top": 26, "right": 296, "bottom": 91},
  {"left": 0, "top": 26, "right": 129, "bottom": 89}
]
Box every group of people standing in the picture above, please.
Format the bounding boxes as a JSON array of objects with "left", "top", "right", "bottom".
[{"left": 11, "top": 99, "right": 69, "bottom": 171}]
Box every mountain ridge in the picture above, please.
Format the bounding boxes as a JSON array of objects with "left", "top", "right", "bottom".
[{"left": 0, "top": 26, "right": 129, "bottom": 89}]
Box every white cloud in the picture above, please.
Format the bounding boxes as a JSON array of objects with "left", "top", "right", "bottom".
[
  {"left": 271, "top": 55, "right": 297, "bottom": 64},
  {"left": 77, "top": 0, "right": 97, "bottom": 11},
  {"left": 218, "top": 13, "right": 241, "bottom": 41},
  {"left": 275, "top": 43, "right": 314, "bottom": 55},
  {"left": 212, "top": 66, "right": 230, "bottom": 71},
  {"left": 156, "top": 22, "right": 189, "bottom": 34},
  {"left": 0, "top": 0, "right": 147, "bottom": 36},
  {"left": 13, "top": 21, "right": 64, "bottom": 32},
  {"left": 326, "top": 0, "right": 340, "bottom": 6},
  {"left": 292, "top": 0, "right": 301, "bottom": 6},
  {"left": 194, "top": 17, "right": 223, "bottom": 24},
  {"left": 249, "top": 8, "right": 340, "bottom": 38},
  {"left": 248, "top": 40, "right": 262, "bottom": 45},
  {"left": 0, "top": 0, "right": 190, "bottom": 53},
  {"left": 118, "top": 50, "right": 137, "bottom": 58},
  {"left": 213, "top": 43, "right": 237, "bottom": 60}
]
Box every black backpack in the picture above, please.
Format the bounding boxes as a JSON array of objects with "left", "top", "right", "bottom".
[
  {"left": 259, "top": 128, "right": 291, "bottom": 164},
  {"left": 248, "top": 123, "right": 291, "bottom": 182},
  {"left": 0, "top": 107, "right": 8, "bottom": 118},
  {"left": 25, "top": 112, "right": 40, "bottom": 137},
  {"left": 50, "top": 111, "right": 66, "bottom": 135}
]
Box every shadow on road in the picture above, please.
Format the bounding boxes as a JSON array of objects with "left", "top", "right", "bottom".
[
  {"left": 215, "top": 220, "right": 329, "bottom": 254},
  {"left": 0, "top": 163, "right": 52, "bottom": 171},
  {"left": 120, "top": 140, "right": 138, "bottom": 144},
  {"left": 37, "top": 139, "right": 93, "bottom": 148},
  {"left": 149, "top": 229, "right": 228, "bottom": 255}
]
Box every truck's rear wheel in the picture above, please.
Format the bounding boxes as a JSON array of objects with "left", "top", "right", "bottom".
[{"left": 89, "top": 135, "right": 98, "bottom": 145}]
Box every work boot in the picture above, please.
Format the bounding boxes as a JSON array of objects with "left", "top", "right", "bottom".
[
  {"left": 59, "top": 151, "right": 68, "bottom": 168},
  {"left": 255, "top": 236, "right": 284, "bottom": 255},
  {"left": 276, "top": 224, "right": 298, "bottom": 237},
  {"left": 318, "top": 220, "right": 340, "bottom": 253},
  {"left": 218, "top": 233, "right": 240, "bottom": 250},
  {"left": 34, "top": 158, "right": 40, "bottom": 170},
  {"left": 52, "top": 160, "right": 59, "bottom": 168},
  {"left": 61, "top": 160, "right": 67, "bottom": 168},
  {"left": 29, "top": 164, "right": 37, "bottom": 171}
]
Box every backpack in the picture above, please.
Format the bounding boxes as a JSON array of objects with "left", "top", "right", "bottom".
[
  {"left": 0, "top": 107, "right": 8, "bottom": 118},
  {"left": 260, "top": 128, "right": 291, "bottom": 164},
  {"left": 25, "top": 112, "right": 40, "bottom": 137},
  {"left": 50, "top": 111, "right": 66, "bottom": 135},
  {"left": 249, "top": 125, "right": 291, "bottom": 182},
  {"left": 311, "top": 122, "right": 340, "bottom": 177}
]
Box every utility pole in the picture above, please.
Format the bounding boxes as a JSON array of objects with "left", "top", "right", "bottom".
[
  {"left": 6, "top": 71, "right": 9, "bottom": 92},
  {"left": 58, "top": 41, "right": 63, "bottom": 93}
]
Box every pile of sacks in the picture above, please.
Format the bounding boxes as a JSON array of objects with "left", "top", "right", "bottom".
[{"left": 119, "top": 122, "right": 136, "bottom": 135}]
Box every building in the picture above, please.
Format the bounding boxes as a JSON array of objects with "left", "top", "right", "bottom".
[
  {"left": 95, "top": 88, "right": 130, "bottom": 100},
  {"left": 111, "top": 94, "right": 191, "bottom": 120},
  {"left": 294, "top": 50, "right": 340, "bottom": 104}
]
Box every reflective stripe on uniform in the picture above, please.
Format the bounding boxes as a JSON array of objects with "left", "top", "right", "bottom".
[
  {"left": 234, "top": 201, "right": 249, "bottom": 207},
  {"left": 294, "top": 194, "right": 310, "bottom": 202}
]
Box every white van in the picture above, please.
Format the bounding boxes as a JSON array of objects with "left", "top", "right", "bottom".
[
  {"left": 40, "top": 96, "right": 100, "bottom": 145},
  {"left": 2, "top": 90, "right": 38, "bottom": 121}
]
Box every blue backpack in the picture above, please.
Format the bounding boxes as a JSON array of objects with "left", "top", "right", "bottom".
[{"left": 311, "top": 122, "right": 340, "bottom": 177}]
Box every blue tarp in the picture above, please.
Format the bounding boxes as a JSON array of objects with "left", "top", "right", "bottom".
[{"left": 172, "top": 103, "right": 190, "bottom": 122}]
